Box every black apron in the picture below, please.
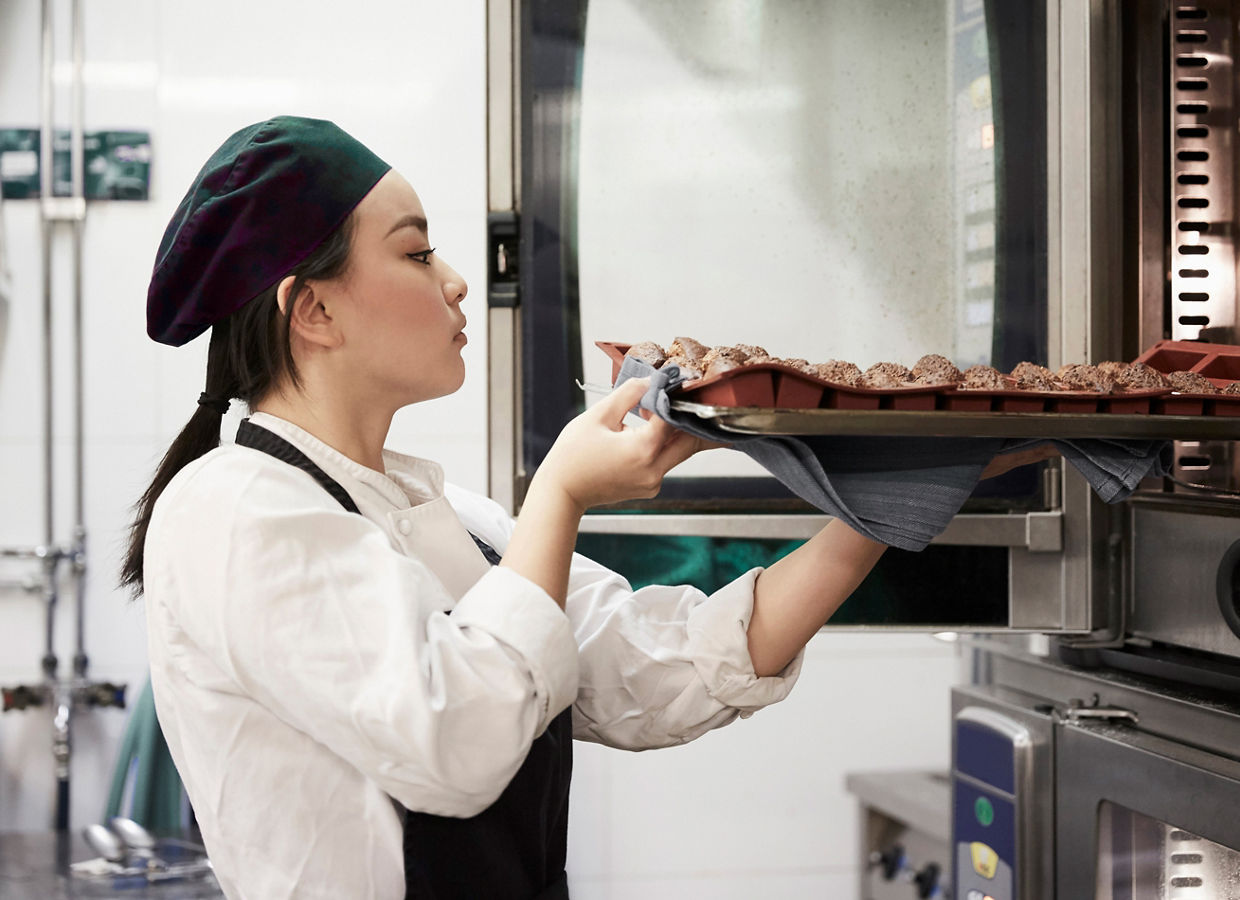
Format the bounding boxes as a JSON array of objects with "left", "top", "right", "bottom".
[{"left": 236, "top": 420, "right": 573, "bottom": 900}]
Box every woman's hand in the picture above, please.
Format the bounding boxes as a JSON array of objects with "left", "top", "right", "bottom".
[
  {"left": 502, "top": 378, "right": 715, "bottom": 607},
  {"left": 537, "top": 377, "right": 712, "bottom": 513}
]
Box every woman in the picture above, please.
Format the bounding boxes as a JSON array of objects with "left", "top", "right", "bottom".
[{"left": 122, "top": 116, "right": 895, "bottom": 900}]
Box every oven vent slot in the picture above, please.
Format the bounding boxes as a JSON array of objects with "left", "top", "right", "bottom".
[{"left": 1169, "top": 0, "right": 1235, "bottom": 343}]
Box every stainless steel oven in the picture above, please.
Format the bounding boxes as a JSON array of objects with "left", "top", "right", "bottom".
[{"left": 488, "top": 0, "right": 1240, "bottom": 897}]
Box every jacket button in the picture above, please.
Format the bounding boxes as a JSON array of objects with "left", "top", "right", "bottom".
[{"left": 397, "top": 519, "right": 413, "bottom": 535}]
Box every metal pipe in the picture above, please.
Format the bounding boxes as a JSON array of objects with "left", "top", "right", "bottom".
[{"left": 70, "top": 0, "right": 87, "bottom": 677}]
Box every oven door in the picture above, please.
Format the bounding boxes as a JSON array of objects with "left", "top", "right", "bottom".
[
  {"left": 1057, "top": 722, "right": 1240, "bottom": 898},
  {"left": 485, "top": 0, "right": 1124, "bottom": 632}
]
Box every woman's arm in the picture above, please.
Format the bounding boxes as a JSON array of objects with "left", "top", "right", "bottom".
[{"left": 746, "top": 519, "right": 887, "bottom": 676}]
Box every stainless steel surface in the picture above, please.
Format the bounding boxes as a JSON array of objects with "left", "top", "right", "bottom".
[
  {"left": 846, "top": 770, "right": 950, "bottom": 900},
  {"left": 667, "top": 401, "right": 1240, "bottom": 440},
  {"left": 1168, "top": 0, "right": 1235, "bottom": 344},
  {"left": 983, "top": 643, "right": 1240, "bottom": 761},
  {"left": 1130, "top": 503, "right": 1240, "bottom": 658},
  {"left": 580, "top": 510, "right": 1063, "bottom": 551},
  {"left": 952, "top": 686, "right": 1056, "bottom": 900},
  {"left": 1056, "top": 720, "right": 1240, "bottom": 897},
  {"left": 487, "top": 306, "right": 520, "bottom": 514},
  {"left": 0, "top": 832, "right": 222, "bottom": 899},
  {"left": 486, "top": 0, "right": 515, "bottom": 214}
]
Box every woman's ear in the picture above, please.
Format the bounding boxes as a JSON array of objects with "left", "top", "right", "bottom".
[{"left": 277, "top": 275, "right": 342, "bottom": 349}]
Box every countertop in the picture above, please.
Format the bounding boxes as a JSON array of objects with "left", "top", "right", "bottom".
[{"left": 0, "top": 832, "right": 223, "bottom": 899}]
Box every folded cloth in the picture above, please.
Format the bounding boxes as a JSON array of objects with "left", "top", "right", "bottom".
[{"left": 616, "top": 357, "right": 1172, "bottom": 551}]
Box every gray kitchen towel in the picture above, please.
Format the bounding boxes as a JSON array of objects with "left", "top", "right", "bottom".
[{"left": 616, "top": 357, "right": 1172, "bottom": 551}]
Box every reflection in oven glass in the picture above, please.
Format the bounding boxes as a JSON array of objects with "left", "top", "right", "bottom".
[{"left": 1096, "top": 801, "right": 1240, "bottom": 899}]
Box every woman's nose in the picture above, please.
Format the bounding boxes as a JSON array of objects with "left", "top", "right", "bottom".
[{"left": 440, "top": 260, "right": 467, "bottom": 305}]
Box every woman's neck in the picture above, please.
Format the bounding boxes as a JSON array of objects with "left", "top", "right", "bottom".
[{"left": 254, "top": 384, "right": 394, "bottom": 473}]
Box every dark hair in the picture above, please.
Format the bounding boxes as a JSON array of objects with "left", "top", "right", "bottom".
[{"left": 120, "top": 215, "right": 356, "bottom": 595}]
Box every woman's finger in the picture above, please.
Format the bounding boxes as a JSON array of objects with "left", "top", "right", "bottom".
[
  {"left": 595, "top": 377, "right": 651, "bottom": 428},
  {"left": 653, "top": 429, "right": 704, "bottom": 473}
]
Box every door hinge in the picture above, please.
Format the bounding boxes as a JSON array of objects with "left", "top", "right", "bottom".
[{"left": 488, "top": 211, "right": 519, "bottom": 308}]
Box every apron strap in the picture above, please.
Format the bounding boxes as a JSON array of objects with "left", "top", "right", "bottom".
[
  {"left": 235, "top": 419, "right": 361, "bottom": 513},
  {"left": 236, "top": 419, "right": 505, "bottom": 563}
]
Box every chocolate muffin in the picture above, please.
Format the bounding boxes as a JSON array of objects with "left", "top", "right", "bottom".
[
  {"left": 703, "top": 356, "right": 741, "bottom": 379},
  {"left": 960, "top": 364, "right": 1007, "bottom": 391},
  {"left": 777, "top": 357, "right": 818, "bottom": 375},
  {"left": 859, "top": 362, "right": 914, "bottom": 389},
  {"left": 1167, "top": 370, "right": 1217, "bottom": 393},
  {"left": 1010, "top": 361, "right": 1055, "bottom": 383},
  {"left": 814, "top": 359, "right": 862, "bottom": 387},
  {"left": 1114, "top": 362, "right": 1170, "bottom": 391},
  {"left": 911, "top": 354, "right": 962, "bottom": 386},
  {"left": 701, "top": 345, "right": 748, "bottom": 369},
  {"left": 624, "top": 341, "right": 667, "bottom": 368},
  {"left": 1223, "top": 382, "right": 1240, "bottom": 395},
  {"left": 1096, "top": 360, "right": 1130, "bottom": 379},
  {"left": 668, "top": 336, "right": 710, "bottom": 364},
  {"left": 733, "top": 343, "right": 771, "bottom": 363},
  {"left": 662, "top": 354, "right": 703, "bottom": 381},
  {"left": 1057, "top": 363, "right": 1114, "bottom": 393}
]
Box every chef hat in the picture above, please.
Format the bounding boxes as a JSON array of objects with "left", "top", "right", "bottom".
[{"left": 146, "top": 116, "right": 391, "bottom": 346}]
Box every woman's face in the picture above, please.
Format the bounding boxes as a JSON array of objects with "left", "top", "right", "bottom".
[{"left": 322, "top": 170, "right": 469, "bottom": 406}]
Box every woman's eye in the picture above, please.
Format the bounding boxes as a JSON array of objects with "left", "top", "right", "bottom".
[{"left": 406, "top": 248, "right": 435, "bottom": 266}]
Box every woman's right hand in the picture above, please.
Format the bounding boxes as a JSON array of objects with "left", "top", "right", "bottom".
[{"left": 535, "top": 377, "right": 707, "bottom": 513}]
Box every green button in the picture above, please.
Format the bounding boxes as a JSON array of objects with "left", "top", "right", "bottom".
[{"left": 975, "top": 796, "right": 995, "bottom": 827}]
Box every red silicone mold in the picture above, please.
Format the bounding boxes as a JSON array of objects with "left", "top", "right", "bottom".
[{"left": 598, "top": 339, "right": 1239, "bottom": 417}]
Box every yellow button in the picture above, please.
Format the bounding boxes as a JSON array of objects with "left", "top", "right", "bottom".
[{"left": 970, "top": 841, "right": 998, "bottom": 879}]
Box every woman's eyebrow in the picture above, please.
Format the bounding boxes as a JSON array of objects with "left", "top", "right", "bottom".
[{"left": 385, "top": 214, "right": 428, "bottom": 238}]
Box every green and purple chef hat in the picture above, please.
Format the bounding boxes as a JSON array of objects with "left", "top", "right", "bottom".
[{"left": 147, "top": 115, "right": 391, "bottom": 346}]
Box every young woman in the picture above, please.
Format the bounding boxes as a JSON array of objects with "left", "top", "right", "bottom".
[{"left": 123, "top": 116, "right": 916, "bottom": 900}]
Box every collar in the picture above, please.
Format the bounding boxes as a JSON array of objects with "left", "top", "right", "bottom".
[{"left": 244, "top": 412, "right": 445, "bottom": 511}]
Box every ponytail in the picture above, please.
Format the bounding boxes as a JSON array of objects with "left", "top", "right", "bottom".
[{"left": 121, "top": 213, "right": 356, "bottom": 595}]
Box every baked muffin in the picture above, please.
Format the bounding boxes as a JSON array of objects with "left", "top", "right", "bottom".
[
  {"left": 1114, "top": 362, "right": 1170, "bottom": 391},
  {"left": 1057, "top": 363, "right": 1114, "bottom": 393},
  {"left": 703, "top": 356, "right": 741, "bottom": 379},
  {"left": 1096, "top": 360, "right": 1130, "bottom": 379},
  {"left": 814, "top": 359, "right": 862, "bottom": 387},
  {"left": 662, "top": 354, "right": 703, "bottom": 381},
  {"left": 624, "top": 341, "right": 667, "bottom": 368},
  {"left": 733, "top": 343, "right": 771, "bottom": 363},
  {"left": 1167, "top": 370, "right": 1217, "bottom": 393},
  {"left": 701, "top": 345, "right": 749, "bottom": 370},
  {"left": 960, "top": 364, "right": 1007, "bottom": 391},
  {"left": 668, "top": 336, "right": 710, "bottom": 364},
  {"left": 1222, "top": 382, "right": 1240, "bottom": 395},
  {"left": 1010, "top": 362, "right": 1056, "bottom": 388},
  {"left": 777, "top": 357, "right": 818, "bottom": 375},
  {"left": 859, "top": 362, "right": 914, "bottom": 389},
  {"left": 911, "top": 354, "right": 962, "bottom": 386}
]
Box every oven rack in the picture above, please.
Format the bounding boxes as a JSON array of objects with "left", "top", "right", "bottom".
[{"left": 670, "top": 401, "right": 1240, "bottom": 440}]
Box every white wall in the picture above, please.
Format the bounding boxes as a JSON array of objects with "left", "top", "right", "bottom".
[{"left": 0, "top": 1, "right": 961, "bottom": 895}]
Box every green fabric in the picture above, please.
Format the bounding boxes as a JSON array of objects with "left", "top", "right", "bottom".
[{"left": 106, "top": 677, "right": 184, "bottom": 834}]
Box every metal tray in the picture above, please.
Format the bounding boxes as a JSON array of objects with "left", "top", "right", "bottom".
[{"left": 670, "top": 401, "right": 1240, "bottom": 440}]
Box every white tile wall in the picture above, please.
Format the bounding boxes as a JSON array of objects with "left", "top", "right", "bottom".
[{"left": 0, "top": 1, "right": 963, "bottom": 895}]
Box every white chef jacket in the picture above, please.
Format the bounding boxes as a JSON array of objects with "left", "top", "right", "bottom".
[{"left": 143, "top": 411, "right": 803, "bottom": 900}]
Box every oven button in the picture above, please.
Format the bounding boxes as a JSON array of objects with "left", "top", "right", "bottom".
[
  {"left": 974, "top": 795, "right": 995, "bottom": 826},
  {"left": 970, "top": 841, "right": 999, "bottom": 879}
]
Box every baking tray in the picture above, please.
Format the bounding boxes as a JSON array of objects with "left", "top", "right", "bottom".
[
  {"left": 598, "top": 339, "right": 1240, "bottom": 438},
  {"left": 668, "top": 401, "right": 1240, "bottom": 439}
]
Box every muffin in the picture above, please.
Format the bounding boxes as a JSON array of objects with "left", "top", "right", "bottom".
[
  {"left": 733, "top": 343, "right": 771, "bottom": 363},
  {"left": 1096, "top": 360, "right": 1130, "bottom": 379},
  {"left": 703, "top": 356, "right": 741, "bottom": 379},
  {"left": 701, "top": 345, "right": 749, "bottom": 370},
  {"left": 1057, "top": 363, "right": 1114, "bottom": 393},
  {"left": 859, "top": 362, "right": 914, "bottom": 389},
  {"left": 1222, "top": 382, "right": 1240, "bottom": 395},
  {"left": 624, "top": 341, "right": 667, "bottom": 368},
  {"left": 1008, "top": 362, "right": 1056, "bottom": 391},
  {"left": 662, "top": 354, "right": 703, "bottom": 381},
  {"left": 667, "top": 336, "right": 710, "bottom": 364},
  {"left": 911, "top": 354, "right": 962, "bottom": 386},
  {"left": 1167, "top": 370, "right": 1217, "bottom": 393},
  {"left": 960, "top": 364, "right": 1007, "bottom": 391},
  {"left": 777, "top": 357, "right": 818, "bottom": 375},
  {"left": 814, "top": 359, "right": 862, "bottom": 387},
  {"left": 1114, "top": 362, "right": 1170, "bottom": 391}
]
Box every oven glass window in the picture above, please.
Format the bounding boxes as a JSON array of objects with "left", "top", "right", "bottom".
[
  {"left": 522, "top": 0, "right": 1048, "bottom": 497},
  {"left": 1095, "top": 801, "right": 1240, "bottom": 899}
]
